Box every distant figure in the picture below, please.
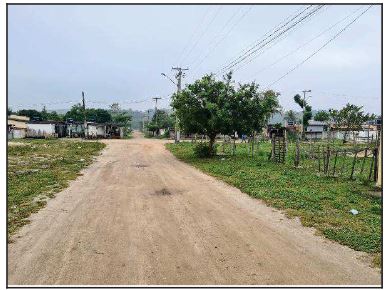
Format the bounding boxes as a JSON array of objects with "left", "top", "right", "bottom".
[{"left": 241, "top": 134, "right": 247, "bottom": 143}]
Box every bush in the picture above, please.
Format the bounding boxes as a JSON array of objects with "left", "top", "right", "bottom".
[{"left": 193, "top": 142, "right": 217, "bottom": 158}]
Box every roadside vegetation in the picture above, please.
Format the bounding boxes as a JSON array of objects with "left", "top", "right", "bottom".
[
  {"left": 166, "top": 141, "right": 381, "bottom": 267},
  {"left": 8, "top": 139, "right": 105, "bottom": 239}
]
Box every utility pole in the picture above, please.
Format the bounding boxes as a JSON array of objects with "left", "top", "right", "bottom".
[
  {"left": 152, "top": 97, "right": 162, "bottom": 126},
  {"left": 172, "top": 67, "right": 189, "bottom": 143},
  {"left": 82, "top": 91, "right": 88, "bottom": 138},
  {"left": 301, "top": 89, "right": 311, "bottom": 139}
]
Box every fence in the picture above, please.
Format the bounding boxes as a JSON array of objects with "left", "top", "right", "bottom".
[
  {"left": 213, "top": 134, "right": 380, "bottom": 184},
  {"left": 291, "top": 140, "right": 379, "bottom": 182}
]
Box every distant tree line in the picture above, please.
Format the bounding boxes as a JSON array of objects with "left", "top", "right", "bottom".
[{"left": 9, "top": 103, "right": 132, "bottom": 128}]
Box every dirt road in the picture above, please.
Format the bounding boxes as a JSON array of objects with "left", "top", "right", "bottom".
[{"left": 8, "top": 132, "right": 380, "bottom": 285}]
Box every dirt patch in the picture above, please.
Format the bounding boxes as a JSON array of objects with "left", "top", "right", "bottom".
[
  {"left": 154, "top": 188, "right": 172, "bottom": 196},
  {"left": 8, "top": 142, "right": 30, "bottom": 147},
  {"left": 133, "top": 163, "right": 148, "bottom": 168}
]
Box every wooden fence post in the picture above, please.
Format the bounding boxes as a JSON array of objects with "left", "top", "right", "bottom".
[
  {"left": 332, "top": 151, "right": 338, "bottom": 176},
  {"left": 317, "top": 145, "right": 321, "bottom": 173},
  {"left": 376, "top": 135, "right": 382, "bottom": 187},
  {"left": 350, "top": 150, "right": 358, "bottom": 180},
  {"left": 294, "top": 139, "right": 300, "bottom": 167}
]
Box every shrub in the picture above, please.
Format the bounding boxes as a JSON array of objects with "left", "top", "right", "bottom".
[{"left": 193, "top": 142, "right": 217, "bottom": 158}]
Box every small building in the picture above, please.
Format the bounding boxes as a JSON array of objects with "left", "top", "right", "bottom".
[
  {"left": 86, "top": 123, "right": 107, "bottom": 138},
  {"left": 66, "top": 121, "right": 85, "bottom": 138},
  {"left": 8, "top": 115, "right": 29, "bottom": 139},
  {"left": 267, "top": 124, "right": 287, "bottom": 139},
  {"left": 106, "top": 123, "right": 124, "bottom": 139},
  {"left": 305, "top": 120, "right": 327, "bottom": 140},
  {"left": 27, "top": 121, "right": 67, "bottom": 138}
]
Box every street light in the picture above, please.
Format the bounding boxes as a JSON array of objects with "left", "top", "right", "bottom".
[{"left": 161, "top": 73, "right": 176, "bottom": 87}]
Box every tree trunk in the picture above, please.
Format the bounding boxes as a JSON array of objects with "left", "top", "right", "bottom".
[{"left": 208, "top": 134, "right": 216, "bottom": 155}]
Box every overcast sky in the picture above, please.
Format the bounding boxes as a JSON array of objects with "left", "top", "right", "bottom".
[{"left": 8, "top": 4, "right": 381, "bottom": 114}]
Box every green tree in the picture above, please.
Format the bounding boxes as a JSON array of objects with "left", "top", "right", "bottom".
[
  {"left": 294, "top": 94, "right": 312, "bottom": 135},
  {"left": 314, "top": 110, "right": 330, "bottom": 122},
  {"left": 153, "top": 110, "right": 174, "bottom": 128},
  {"left": 64, "top": 104, "right": 112, "bottom": 123},
  {"left": 172, "top": 73, "right": 280, "bottom": 156},
  {"left": 284, "top": 110, "right": 297, "bottom": 124},
  {"left": 172, "top": 73, "right": 235, "bottom": 154},
  {"left": 17, "top": 109, "right": 43, "bottom": 120},
  {"left": 8, "top": 107, "right": 13, "bottom": 116},
  {"left": 112, "top": 112, "right": 132, "bottom": 127},
  {"left": 86, "top": 108, "right": 112, "bottom": 123},
  {"left": 233, "top": 83, "right": 280, "bottom": 136},
  {"left": 335, "top": 103, "right": 375, "bottom": 143},
  {"left": 64, "top": 104, "right": 84, "bottom": 121}
]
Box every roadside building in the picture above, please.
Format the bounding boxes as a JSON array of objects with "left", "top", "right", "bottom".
[
  {"left": 66, "top": 121, "right": 85, "bottom": 138},
  {"left": 305, "top": 120, "right": 327, "bottom": 140},
  {"left": 329, "top": 118, "right": 381, "bottom": 143},
  {"left": 8, "top": 115, "right": 29, "bottom": 139},
  {"left": 27, "top": 121, "right": 67, "bottom": 138},
  {"left": 86, "top": 123, "right": 107, "bottom": 139}
]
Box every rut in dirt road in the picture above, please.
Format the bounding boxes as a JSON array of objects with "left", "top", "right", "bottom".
[{"left": 8, "top": 132, "right": 380, "bottom": 285}]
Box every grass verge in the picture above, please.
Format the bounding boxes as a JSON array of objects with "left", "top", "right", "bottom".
[
  {"left": 166, "top": 142, "right": 382, "bottom": 267},
  {"left": 8, "top": 139, "right": 105, "bottom": 239}
]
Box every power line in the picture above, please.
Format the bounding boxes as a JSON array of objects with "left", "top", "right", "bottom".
[
  {"left": 231, "top": 5, "right": 330, "bottom": 74},
  {"left": 218, "top": 5, "right": 324, "bottom": 74},
  {"left": 265, "top": 5, "right": 372, "bottom": 90},
  {"left": 216, "top": 5, "right": 309, "bottom": 75},
  {"left": 188, "top": 6, "right": 243, "bottom": 69},
  {"left": 191, "top": 6, "right": 253, "bottom": 77},
  {"left": 244, "top": 5, "right": 365, "bottom": 82},
  {"left": 179, "top": 5, "right": 223, "bottom": 66},
  {"left": 217, "top": 5, "right": 318, "bottom": 74},
  {"left": 176, "top": 6, "right": 213, "bottom": 66}
]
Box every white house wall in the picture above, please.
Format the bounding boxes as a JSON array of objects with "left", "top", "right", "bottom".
[{"left": 27, "top": 124, "right": 56, "bottom": 136}]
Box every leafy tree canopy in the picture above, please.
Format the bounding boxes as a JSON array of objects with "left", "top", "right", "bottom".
[
  {"left": 64, "top": 104, "right": 112, "bottom": 123},
  {"left": 17, "top": 109, "right": 43, "bottom": 119},
  {"left": 284, "top": 110, "right": 297, "bottom": 123},
  {"left": 112, "top": 112, "right": 132, "bottom": 127},
  {"left": 314, "top": 110, "right": 330, "bottom": 122},
  {"left": 293, "top": 94, "right": 312, "bottom": 127},
  {"left": 172, "top": 72, "right": 280, "bottom": 154}
]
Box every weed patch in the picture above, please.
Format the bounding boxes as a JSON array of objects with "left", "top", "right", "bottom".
[{"left": 7, "top": 139, "right": 105, "bottom": 238}]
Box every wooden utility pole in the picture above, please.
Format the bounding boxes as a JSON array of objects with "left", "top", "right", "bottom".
[
  {"left": 152, "top": 97, "right": 162, "bottom": 124},
  {"left": 376, "top": 132, "right": 382, "bottom": 187},
  {"left": 172, "top": 67, "right": 189, "bottom": 143}
]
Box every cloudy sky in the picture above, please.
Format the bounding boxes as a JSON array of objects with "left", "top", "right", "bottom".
[{"left": 8, "top": 4, "right": 381, "bottom": 114}]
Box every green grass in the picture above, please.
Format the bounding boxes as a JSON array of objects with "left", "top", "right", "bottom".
[
  {"left": 8, "top": 139, "right": 106, "bottom": 238},
  {"left": 166, "top": 141, "right": 382, "bottom": 266}
]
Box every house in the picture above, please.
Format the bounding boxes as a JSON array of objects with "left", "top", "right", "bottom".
[
  {"left": 66, "top": 121, "right": 85, "bottom": 138},
  {"left": 27, "top": 121, "right": 67, "bottom": 138},
  {"left": 329, "top": 120, "right": 380, "bottom": 143},
  {"left": 106, "top": 123, "right": 124, "bottom": 139},
  {"left": 305, "top": 120, "right": 327, "bottom": 140},
  {"left": 86, "top": 123, "right": 107, "bottom": 138},
  {"left": 8, "top": 115, "right": 29, "bottom": 139}
]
